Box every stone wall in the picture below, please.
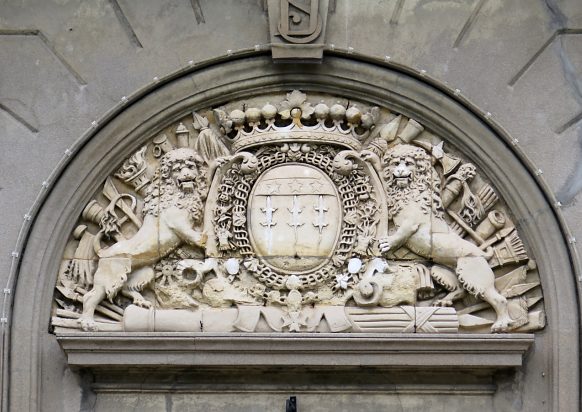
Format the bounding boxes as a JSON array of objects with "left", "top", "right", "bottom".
[{"left": 1, "top": 1, "right": 581, "bottom": 411}]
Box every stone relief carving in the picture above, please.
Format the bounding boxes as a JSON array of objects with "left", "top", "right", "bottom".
[
  {"left": 52, "top": 90, "right": 545, "bottom": 334},
  {"left": 277, "top": 0, "right": 323, "bottom": 44},
  {"left": 266, "top": 0, "right": 329, "bottom": 61}
]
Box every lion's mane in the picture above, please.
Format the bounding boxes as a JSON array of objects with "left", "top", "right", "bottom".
[
  {"left": 142, "top": 148, "right": 207, "bottom": 223},
  {"left": 382, "top": 144, "right": 444, "bottom": 219}
]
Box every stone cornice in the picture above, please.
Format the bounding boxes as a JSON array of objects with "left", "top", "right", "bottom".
[{"left": 57, "top": 332, "right": 534, "bottom": 369}]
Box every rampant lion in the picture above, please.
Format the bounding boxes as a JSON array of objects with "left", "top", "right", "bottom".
[
  {"left": 79, "top": 148, "right": 208, "bottom": 331},
  {"left": 376, "top": 144, "right": 514, "bottom": 332}
]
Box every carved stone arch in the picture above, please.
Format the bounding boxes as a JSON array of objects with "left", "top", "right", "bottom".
[{"left": 8, "top": 54, "right": 579, "bottom": 411}]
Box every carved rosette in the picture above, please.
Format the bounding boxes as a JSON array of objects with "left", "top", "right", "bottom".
[{"left": 51, "top": 91, "right": 545, "bottom": 335}]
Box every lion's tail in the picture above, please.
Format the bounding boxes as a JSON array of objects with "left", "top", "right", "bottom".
[
  {"left": 483, "top": 246, "right": 494, "bottom": 260},
  {"left": 93, "top": 257, "right": 131, "bottom": 302},
  {"left": 106, "top": 276, "right": 127, "bottom": 302},
  {"left": 125, "top": 267, "right": 155, "bottom": 292}
]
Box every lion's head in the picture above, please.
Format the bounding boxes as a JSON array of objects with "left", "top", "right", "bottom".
[
  {"left": 382, "top": 144, "right": 443, "bottom": 219},
  {"left": 143, "top": 148, "right": 207, "bottom": 222}
]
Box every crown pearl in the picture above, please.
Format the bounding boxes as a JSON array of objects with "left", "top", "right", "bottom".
[
  {"left": 230, "top": 109, "right": 245, "bottom": 126},
  {"left": 360, "top": 113, "right": 374, "bottom": 129},
  {"left": 346, "top": 106, "right": 362, "bottom": 124},
  {"left": 245, "top": 107, "right": 262, "bottom": 124},
  {"left": 262, "top": 103, "right": 277, "bottom": 119},
  {"left": 314, "top": 102, "right": 329, "bottom": 120},
  {"left": 330, "top": 104, "right": 346, "bottom": 121}
]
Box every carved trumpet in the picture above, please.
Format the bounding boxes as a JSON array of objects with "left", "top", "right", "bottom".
[
  {"left": 82, "top": 200, "right": 105, "bottom": 224},
  {"left": 475, "top": 210, "right": 507, "bottom": 240}
]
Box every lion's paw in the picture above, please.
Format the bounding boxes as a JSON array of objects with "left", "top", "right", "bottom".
[
  {"left": 215, "top": 156, "right": 233, "bottom": 167},
  {"left": 78, "top": 317, "right": 98, "bottom": 332},
  {"left": 491, "top": 316, "right": 516, "bottom": 333},
  {"left": 360, "top": 150, "right": 377, "bottom": 162},
  {"left": 133, "top": 298, "right": 153, "bottom": 309},
  {"left": 378, "top": 236, "right": 396, "bottom": 254}
]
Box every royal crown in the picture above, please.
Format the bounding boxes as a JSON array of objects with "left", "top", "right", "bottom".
[{"left": 215, "top": 90, "right": 379, "bottom": 153}]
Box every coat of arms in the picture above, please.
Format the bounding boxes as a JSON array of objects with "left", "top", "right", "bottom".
[{"left": 51, "top": 91, "right": 546, "bottom": 335}]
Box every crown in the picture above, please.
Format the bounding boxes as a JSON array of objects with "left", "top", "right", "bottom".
[{"left": 214, "top": 90, "right": 378, "bottom": 153}]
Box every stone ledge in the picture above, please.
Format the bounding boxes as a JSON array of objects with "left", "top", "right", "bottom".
[{"left": 56, "top": 333, "right": 534, "bottom": 369}]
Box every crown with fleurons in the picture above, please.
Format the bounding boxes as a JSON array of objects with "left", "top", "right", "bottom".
[{"left": 214, "top": 90, "right": 379, "bottom": 153}]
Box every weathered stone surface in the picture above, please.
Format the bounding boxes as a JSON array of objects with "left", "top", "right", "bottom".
[
  {"left": 57, "top": 332, "right": 534, "bottom": 368},
  {"left": 48, "top": 91, "right": 542, "bottom": 337},
  {"left": 1, "top": 2, "right": 581, "bottom": 411}
]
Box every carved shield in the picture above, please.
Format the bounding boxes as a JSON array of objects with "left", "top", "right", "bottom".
[{"left": 249, "top": 164, "right": 341, "bottom": 273}]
